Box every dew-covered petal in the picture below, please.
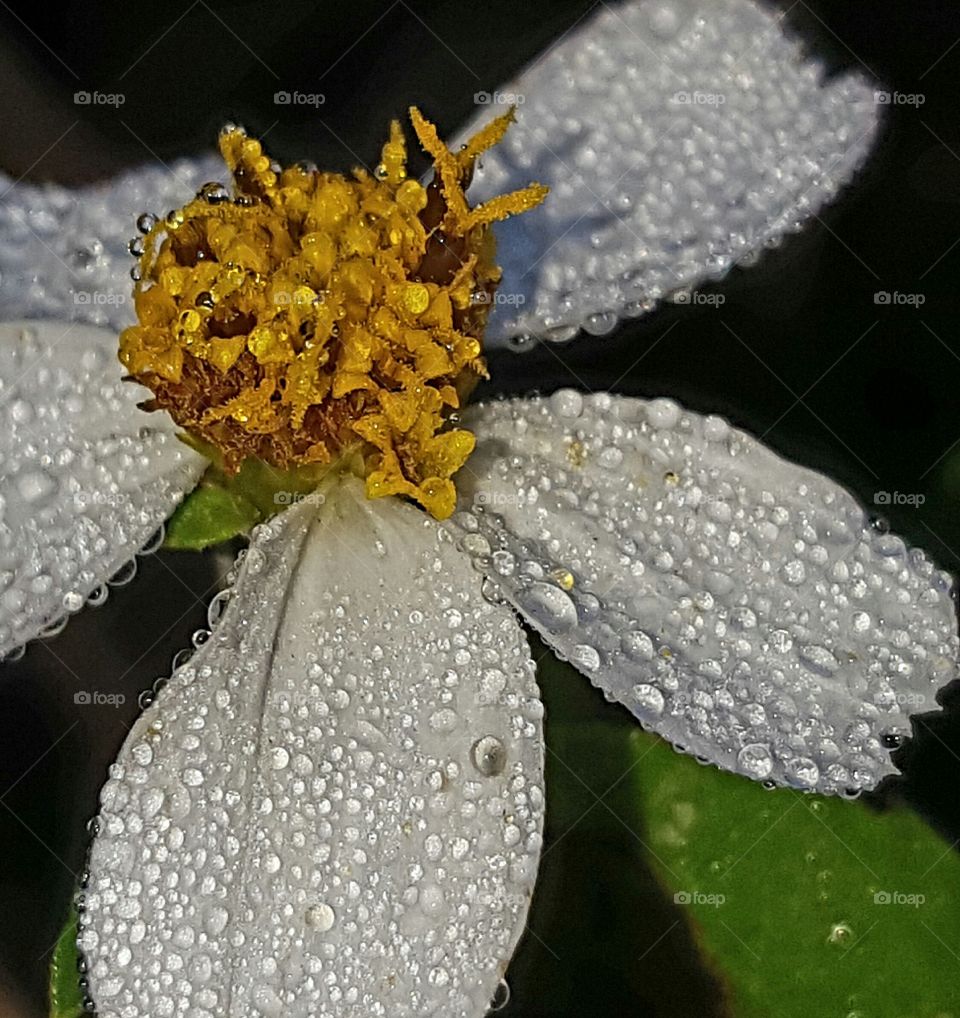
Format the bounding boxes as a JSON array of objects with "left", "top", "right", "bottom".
[
  {"left": 454, "top": 0, "right": 880, "bottom": 345},
  {"left": 0, "top": 156, "right": 223, "bottom": 331},
  {"left": 82, "top": 477, "right": 544, "bottom": 1018},
  {"left": 0, "top": 320, "right": 205, "bottom": 658},
  {"left": 450, "top": 393, "right": 957, "bottom": 794}
]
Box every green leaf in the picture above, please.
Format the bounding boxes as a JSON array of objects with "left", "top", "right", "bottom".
[
  {"left": 536, "top": 651, "right": 960, "bottom": 1017},
  {"left": 638, "top": 732, "right": 960, "bottom": 1017},
  {"left": 163, "top": 456, "right": 336, "bottom": 551},
  {"left": 49, "top": 906, "right": 83, "bottom": 1018},
  {"left": 530, "top": 649, "right": 732, "bottom": 1016},
  {"left": 164, "top": 485, "right": 261, "bottom": 551}
]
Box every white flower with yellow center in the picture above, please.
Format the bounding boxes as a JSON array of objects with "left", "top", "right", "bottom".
[{"left": 0, "top": 2, "right": 955, "bottom": 1016}]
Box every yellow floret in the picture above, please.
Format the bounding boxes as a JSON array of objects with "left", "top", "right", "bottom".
[{"left": 120, "top": 108, "right": 547, "bottom": 518}]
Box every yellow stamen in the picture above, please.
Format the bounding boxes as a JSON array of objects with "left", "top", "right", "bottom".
[
  {"left": 120, "top": 109, "right": 547, "bottom": 519},
  {"left": 456, "top": 107, "right": 517, "bottom": 168}
]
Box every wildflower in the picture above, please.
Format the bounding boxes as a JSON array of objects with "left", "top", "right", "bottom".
[{"left": 0, "top": 2, "right": 954, "bottom": 1016}]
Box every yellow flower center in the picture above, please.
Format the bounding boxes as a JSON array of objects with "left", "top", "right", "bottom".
[{"left": 120, "top": 108, "right": 547, "bottom": 519}]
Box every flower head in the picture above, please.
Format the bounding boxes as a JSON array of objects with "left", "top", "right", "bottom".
[
  {"left": 0, "top": 1, "right": 952, "bottom": 1017},
  {"left": 120, "top": 109, "right": 546, "bottom": 518}
]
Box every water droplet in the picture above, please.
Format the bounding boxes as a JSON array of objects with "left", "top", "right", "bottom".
[
  {"left": 584, "top": 310, "right": 618, "bottom": 336},
  {"left": 622, "top": 630, "right": 655, "bottom": 661},
  {"left": 549, "top": 388, "right": 583, "bottom": 418},
  {"left": 131, "top": 743, "right": 153, "bottom": 766},
  {"left": 737, "top": 743, "right": 773, "bottom": 779},
  {"left": 199, "top": 181, "right": 230, "bottom": 204},
  {"left": 506, "top": 333, "right": 536, "bottom": 352},
  {"left": 827, "top": 922, "right": 853, "bottom": 946},
  {"left": 108, "top": 559, "right": 138, "bottom": 587},
  {"left": 646, "top": 398, "right": 681, "bottom": 429},
  {"left": 16, "top": 469, "right": 57, "bottom": 504},
  {"left": 571, "top": 643, "right": 601, "bottom": 672},
  {"left": 471, "top": 735, "right": 507, "bottom": 776},
  {"left": 631, "top": 683, "right": 665, "bottom": 715},
  {"left": 203, "top": 905, "right": 229, "bottom": 936},
  {"left": 870, "top": 514, "right": 890, "bottom": 534},
  {"left": 490, "top": 979, "right": 511, "bottom": 1011},
  {"left": 516, "top": 581, "right": 578, "bottom": 633},
  {"left": 799, "top": 643, "right": 839, "bottom": 676},
  {"left": 419, "top": 883, "right": 445, "bottom": 916},
  {"left": 782, "top": 559, "right": 806, "bottom": 585},
  {"left": 429, "top": 708, "right": 459, "bottom": 733},
  {"left": 850, "top": 610, "right": 871, "bottom": 635},
  {"left": 207, "top": 589, "right": 232, "bottom": 627},
  {"left": 181, "top": 767, "right": 204, "bottom": 787},
  {"left": 785, "top": 757, "right": 820, "bottom": 788}
]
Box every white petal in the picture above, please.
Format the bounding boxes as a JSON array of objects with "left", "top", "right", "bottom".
[
  {"left": 0, "top": 156, "right": 223, "bottom": 332},
  {"left": 0, "top": 320, "right": 205, "bottom": 658},
  {"left": 82, "top": 477, "right": 544, "bottom": 1018},
  {"left": 455, "top": 0, "right": 880, "bottom": 345},
  {"left": 450, "top": 393, "right": 957, "bottom": 794}
]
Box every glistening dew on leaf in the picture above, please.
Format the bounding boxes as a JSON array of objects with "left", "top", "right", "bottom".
[{"left": 0, "top": 1, "right": 954, "bottom": 1016}]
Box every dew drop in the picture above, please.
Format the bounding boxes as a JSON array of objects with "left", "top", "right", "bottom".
[
  {"left": 203, "top": 905, "right": 229, "bottom": 936},
  {"left": 516, "top": 581, "right": 578, "bottom": 633},
  {"left": 429, "top": 708, "right": 459, "bottom": 733},
  {"left": 631, "top": 683, "right": 665, "bottom": 715},
  {"left": 571, "top": 643, "right": 601, "bottom": 672},
  {"left": 419, "top": 883, "right": 445, "bottom": 916},
  {"left": 471, "top": 735, "right": 507, "bottom": 777},
  {"left": 490, "top": 979, "right": 511, "bottom": 1011},
  {"left": 549, "top": 388, "right": 583, "bottom": 418},
  {"left": 199, "top": 181, "right": 230, "bottom": 204},
  {"left": 785, "top": 756, "right": 820, "bottom": 788},
  {"left": 16, "top": 469, "right": 58, "bottom": 504},
  {"left": 737, "top": 743, "right": 773, "bottom": 779}
]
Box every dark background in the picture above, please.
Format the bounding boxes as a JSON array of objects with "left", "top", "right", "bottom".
[{"left": 1, "top": 1, "right": 960, "bottom": 1015}]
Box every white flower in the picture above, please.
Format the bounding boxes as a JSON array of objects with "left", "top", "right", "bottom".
[{"left": 0, "top": 1, "right": 954, "bottom": 1016}]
